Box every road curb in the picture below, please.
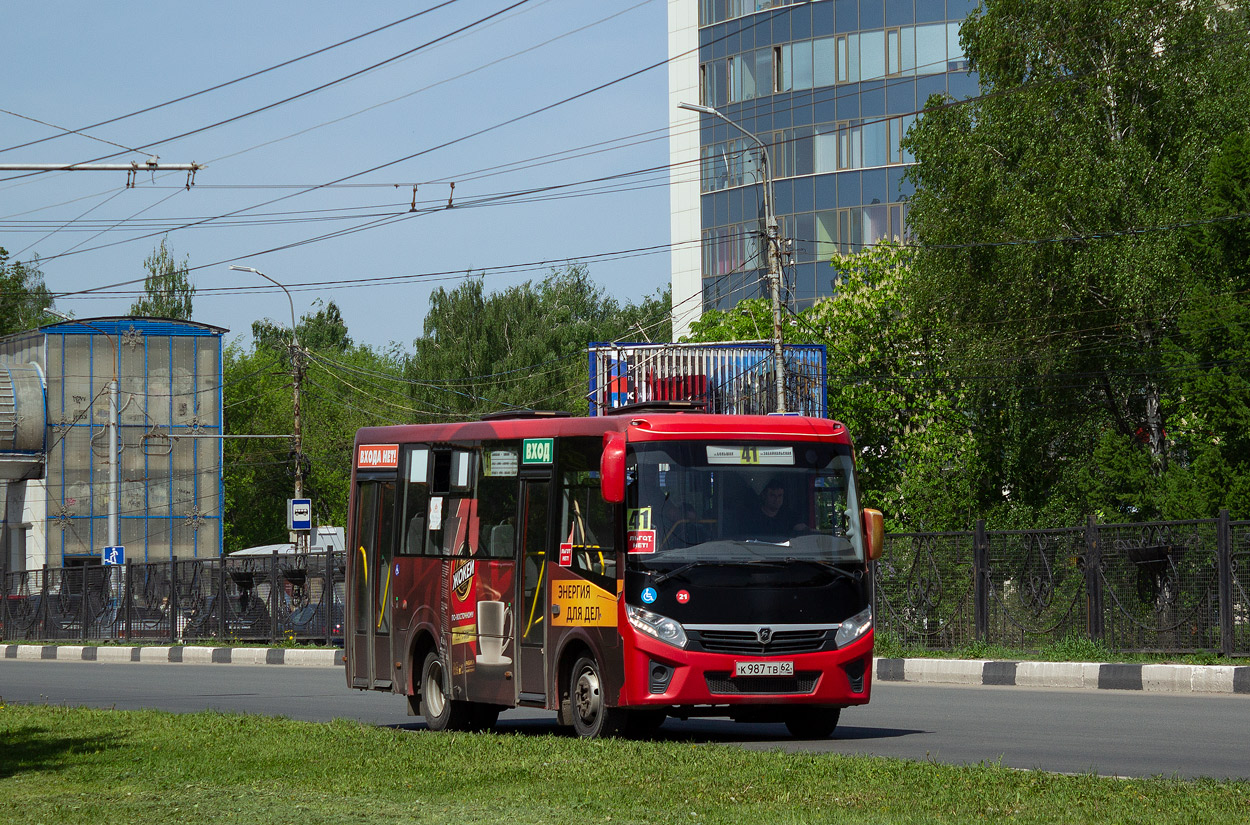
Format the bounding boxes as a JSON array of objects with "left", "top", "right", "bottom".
[
  {"left": 4, "top": 644, "right": 1247, "bottom": 694},
  {"left": 1, "top": 643, "right": 340, "bottom": 667},
  {"left": 874, "top": 658, "right": 1250, "bottom": 695}
]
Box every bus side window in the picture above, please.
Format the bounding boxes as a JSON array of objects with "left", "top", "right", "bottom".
[
  {"left": 405, "top": 514, "right": 425, "bottom": 554},
  {"left": 478, "top": 443, "right": 520, "bottom": 559},
  {"left": 400, "top": 447, "right": 429, "bottom": 556}
]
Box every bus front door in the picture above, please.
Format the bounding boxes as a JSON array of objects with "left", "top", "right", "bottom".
[
  {"left": 349, "top": 479, "right": 397, "bottom": 690},
  {"left": 518, "top": 479, "right": 550, "bottom": 703}
]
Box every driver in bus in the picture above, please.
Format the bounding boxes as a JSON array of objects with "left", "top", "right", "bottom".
[{"left": 747, "top": 478, "right": 807, "bottom": 538}]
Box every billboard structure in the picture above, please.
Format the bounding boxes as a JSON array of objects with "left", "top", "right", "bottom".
[{"left": 588, "top": 342, "right": 827, "bottom": 417}]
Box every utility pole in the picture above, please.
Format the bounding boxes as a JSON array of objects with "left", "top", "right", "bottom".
[
  {"left": 229, "top": 265, "right": 307, "bottom": 552},
  {"left": 291, "top": 341, "right": 304, "bottom": 508},
  {"left": 764, "top": 197, "right": 786, "bottom": 414},
  {"left": 678, "top": 102, "right": 786, "bottom": 412}
]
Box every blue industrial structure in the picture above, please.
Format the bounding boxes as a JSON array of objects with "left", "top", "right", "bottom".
[{"left": 0, "top": 318, "right": 224, "bottom": 571}]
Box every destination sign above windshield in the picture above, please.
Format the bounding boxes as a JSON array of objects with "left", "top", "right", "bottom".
[{"left": 706, "top": 446, "right": 794, "bottom": 465}]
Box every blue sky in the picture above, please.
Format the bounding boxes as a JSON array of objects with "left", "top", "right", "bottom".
[{"left": 1, "top": 0, "right": 672, "bottom": 350}]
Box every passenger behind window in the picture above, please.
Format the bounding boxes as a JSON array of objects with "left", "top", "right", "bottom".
[{"left": 488, "top": 523, "right": 515, "bottom": 559}]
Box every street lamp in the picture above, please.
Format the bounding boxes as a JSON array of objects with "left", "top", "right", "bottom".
[
  {"left": 229, "top": 265, "right": 299, "bottom": 347},
  {"left": 44, "top": 309, "right": 119, "bottom": 553},
  {"left": 679, "top": 101, "right": 786, "bottom": 412},
  {"left": 228, "top": 264, "right": 307, "bottom": 552}
]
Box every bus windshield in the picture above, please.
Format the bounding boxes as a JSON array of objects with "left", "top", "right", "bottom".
[{"left": 625, "top": 441, "right": 864, "bottom": 574}]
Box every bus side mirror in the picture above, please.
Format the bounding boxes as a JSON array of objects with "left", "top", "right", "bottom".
[
  {"left": 862, "top": 508, "right": 884, "bottom": 561},
  {"left": 601, "top": 431, "right": 626, "bottom": 503}
]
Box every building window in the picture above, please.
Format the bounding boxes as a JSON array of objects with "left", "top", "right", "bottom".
[
  {"left": 887, "top": 115, "right": 916, "bottom": 164},
  {"left": 816, "top": 203, "right": 909, "bottom": 257},
  {"left": 836, "top": 34, "right": 858, "bottom": 83},
  {"left": 860, "top": 30, "right": 886, "bottom": 81},
  {"left": 886, "top": 28, "right": 903, "bottom": 76},
  {"left": 813, "top": 37, "right": 837, "bottom": 87},
  {"left": 700, "top": 0, "right": 803, "bottom": 27},
  {"left": 915, "top": 23, "right": 947, "bottom": 75}
]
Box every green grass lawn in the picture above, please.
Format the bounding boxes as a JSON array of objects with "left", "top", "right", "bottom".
[{"left": 1, "top": 702, "right": 1247, "bottom": 825}]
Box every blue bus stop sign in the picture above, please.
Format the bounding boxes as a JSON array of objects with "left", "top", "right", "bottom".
[{"left": 288, "top": 498, "right": 313, "bottom": 531}]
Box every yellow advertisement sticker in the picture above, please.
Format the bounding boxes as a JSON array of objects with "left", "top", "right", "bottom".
[{"left": 550, "top": 577, "right": 617, "bottom": 627}]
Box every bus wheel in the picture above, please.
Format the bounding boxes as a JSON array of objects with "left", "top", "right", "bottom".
[
  {"left": 784, "top": 707, "right": 841, "bottom": 739},
  {"left": 419, "top": 651, "right": 473, "bottom": 732},
  {"left": 569, "top": 655, "right": 625, "bottom": 738}
]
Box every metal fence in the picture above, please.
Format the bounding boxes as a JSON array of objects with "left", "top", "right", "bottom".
[
  {"left": 876, "top": 511, "right": 1250, "bottom": 655},
  {"left": 0, "top": 551, "right": 344, "bottom": 646},
  {"left": 4, "top": 513, "right": 1248, "bottom": 655}
]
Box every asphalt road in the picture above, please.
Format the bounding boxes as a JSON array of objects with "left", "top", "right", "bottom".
[{"left": 2, "top": 659, "right": 1247, "bottom": 780}]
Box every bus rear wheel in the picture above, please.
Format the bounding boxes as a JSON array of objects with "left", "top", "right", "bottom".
[
  {"left": 419, "top": 651, "right": 474, "bottom": 732},
  {"left": 784, "top": 707, "right": 841, "bottom": 739},
  {"left": 569, "top": 655, "right": 626, "bottom": 738}
]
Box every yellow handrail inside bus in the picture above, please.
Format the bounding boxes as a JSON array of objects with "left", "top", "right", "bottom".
[
  {"left": 524, "top": 557, "right": 545, "bottom": 637},
  {"left": 376, "top": 564, "right": 391, "bottom": 631},
  {"left": 570, "top": 543, "right": 604, "bottom": 574}
]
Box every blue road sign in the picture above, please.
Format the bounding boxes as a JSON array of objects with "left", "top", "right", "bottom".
[{"left": 102, "top": 546, "right": 125, "bottom": 565}]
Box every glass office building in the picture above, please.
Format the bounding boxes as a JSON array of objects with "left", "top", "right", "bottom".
[{"left": 668, "top": 0, "right": 979, "bottom": 336}]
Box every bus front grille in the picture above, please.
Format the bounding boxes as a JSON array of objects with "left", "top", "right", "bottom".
[{"left": 690, "top": 628, "right": 828, "bottom": 655}]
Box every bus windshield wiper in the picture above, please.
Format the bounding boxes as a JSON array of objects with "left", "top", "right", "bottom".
[
  {"left": 653, "top": 561, "right": 711, "bottom": 585},
  {"left": 747, "top": 557, "right": 864, "bottom": 583}
]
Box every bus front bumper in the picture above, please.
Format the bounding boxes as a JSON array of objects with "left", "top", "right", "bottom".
[{"left": 619, "top": 624, "right": 874, "bottom": 710}]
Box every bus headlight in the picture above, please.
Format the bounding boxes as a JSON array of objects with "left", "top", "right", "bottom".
[
  {"left": 834, "top": 605, "right": 873, "bottom": 648},
  {"left": 626, "top": 604, "right": 688, "bottom": 649}
]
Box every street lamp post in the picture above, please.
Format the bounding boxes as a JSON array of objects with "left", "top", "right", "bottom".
[
  {"left": 678, "top": 101, "right": 787, "bottom": 413},
  {"left": 228, "top": 264, "right": 307, "bottom": 552}
]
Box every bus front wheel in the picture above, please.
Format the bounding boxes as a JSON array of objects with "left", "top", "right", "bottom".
[
  {"left": 569, "top": 655, "right": 625, "bottom": 738},
  {"left": 419, "top": 651, "right": 474, "bottom": 732}
]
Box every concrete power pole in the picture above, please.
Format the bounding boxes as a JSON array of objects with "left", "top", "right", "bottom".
[
  {"left": 229, "top": 265, "right": 307, "bottom": 552},
  {"left": 678, "top": 102, "right": 787, "bottom": 413}
]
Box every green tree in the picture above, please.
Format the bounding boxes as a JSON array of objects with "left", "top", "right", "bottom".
[
  {"left": 0, "top": 248, "right": 53, "bottom": 335},
  {"left": 903, "top": 0, "right": 1250, "bottom": 523},
  {"left": 130, "top": 238, "right": 195, "bottom": 319},
  {"left": 1146, "top": 134, "right": 1250, "bottom": 519},
  {"left": 685, "top": 245, "right": 975, "bottom": 530},
  {"left": 252, "top": 299, "right": 352, "bottom": 356},
  {"left": 223, "top": 301, "right": 405, "bottom": 551},
  {"left": 812, "top": 243, "right": 978, "bottom": 530},
  {"left": 408, "top": 265, "right": 671, "bottom": 417},
  {"left": 682, "top": 297, "right": 774, "bottom": 344}
]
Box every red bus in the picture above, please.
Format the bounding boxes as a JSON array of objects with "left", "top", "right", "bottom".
[{"left": 344, "top": 405, "right": 884, "bottom": 738}]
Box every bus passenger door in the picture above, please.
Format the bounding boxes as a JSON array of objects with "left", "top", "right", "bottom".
[
  {"left": 518, "top": 479, "right": 550, "bottom": 703},
  {"left": 349, "top": 479, "right": 397, "bottom": 690}
]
